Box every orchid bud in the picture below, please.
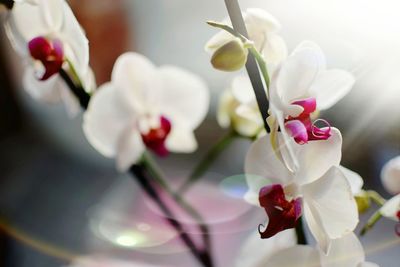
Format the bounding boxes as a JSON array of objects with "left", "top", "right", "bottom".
[
  {"left": 211, "top": 38, "right": 248, "bottom": 72},
  {"left": 355, "top": 190, "right": 371, "bottom": 214},
  {"left": 381, "top": 156, "right": 400, "bottom": 195}
]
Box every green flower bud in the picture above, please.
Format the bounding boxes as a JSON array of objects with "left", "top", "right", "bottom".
[
  {"left": 355, "top": 190, "right": 371, "bottom": 214},
  {"left": 211, "top": 38, "right": 248, "bottom": 72}
]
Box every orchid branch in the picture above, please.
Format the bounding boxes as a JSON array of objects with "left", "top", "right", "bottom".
[
  {"left": 360, "top": 210, "right": 383, "bottom": 236},
  {"left": 58, "top": 68, "right": 214, "bottom": 267}
]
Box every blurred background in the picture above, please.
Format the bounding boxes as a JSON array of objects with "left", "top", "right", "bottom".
[{"left": 0, "top": 0, "right": 400, "bottom": 266}]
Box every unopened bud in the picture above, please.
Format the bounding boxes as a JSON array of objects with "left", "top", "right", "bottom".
[
  {"left": 355, "top": 190, "right": 371, "bottom": 214},
  {"left": 211, "top": 38, "right": 248, "bottom": 72}
]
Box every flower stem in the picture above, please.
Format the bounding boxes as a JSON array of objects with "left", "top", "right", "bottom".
[
  {"left": 367, "top": 190, "right": 386, "bottom": 206},
  {"left": 59, "top": 68, "right": 90, "bottom": 109},
  {"left": 295, "top": 217, "right": 308, "bottom": 245},
  {"left": 178, "top": 130, "right": 238, "bottom": 193},
  {"left": 141, "top": 152, "right": 214, "bottom": 262},
  {"left": 360, "top": 210, "right": 383, "bottom": 236},
  {"left": 129, "top": 164, "right": 213, "bottom": 267},
  {"left": 223, "top": 0, "right": 271, "bottom": 133}
]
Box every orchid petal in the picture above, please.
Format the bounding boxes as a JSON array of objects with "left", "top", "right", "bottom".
[
  {"left": 245, "top": 135, "right": 293, "bottom": 205},
  {"left": 217, "top": 89, "right": 235, "bottom": 128},
  {"left": 339, "top": 166, "right": 364, "bottom": 195},
  {"left": 111, "top": 52, "right": 160, "bottom": 113},
  {"left": 295, "top": 128, "right": 342, "bottom": 185},
  {"left": 37, "top": 0, "right": 64, "bottom": 32},
  {"left": 267, "top": 245, "right": 321, "bottom": 267},
  {"left": 116, "top": 128, "right": 145, "bottom": 172},
  {"left": 234, "top": 229, "right": 296, "bottom": 267},
  {"left": 234, "top": 105, "right": 263, "bottom": 137},
  {"left": 165, "top": 127, "right": 197, "bottom": 153},
  {"left": 23, "top": 66, "right": 62, "bottom": 103},
  {"left": 83, "top": 83, "right": 135, "bottom": 157},
  {"left": 157, "top": 66, "right": 209, "bottom": 130},
  {"left": 60, "top": 1, "right": 89, "bottom": 75},
  {"left": 303, "top": 166, "right": 359, "bottom": 253},
  {"left": 358, "top": 262, "right": 380, "bottom": 267},
  {"left": 285, "top": 120, "right": 308, "bottom": 145},
  {"left": 261, "top": 33, "right": 288, "bottom": 68},
  {"left": 309, "top": 70, "right": 355, "bottom": 110},
  {"left": 276, "top": 42, "right": 325, "bottom": 105},
  {"left": 380, "top": 194, "right": 400, "bottom": 221},
  {"left": 245, "top": 8, "right": 281, "bottom": 33},
  {"left": 231, "top": 75, "right": 256, "bottom": 104},
  {"left": 319, "top": 233, "right": 365, "bottom": 267}
]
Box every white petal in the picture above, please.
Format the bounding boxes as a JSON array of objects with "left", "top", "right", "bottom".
[
  {"left": 60, "top": 2, "right": 89, "bottom": 76},
  {"left": 69, "top": 257, "right": 161, "bottom": 267},
  {"left": 59, "top": 86, "right": 80, "bottom": 117},
  {"left": 37, "top": 0, "right": 64, "bottom": 32},
  {"left": 276, "top": 42, "right": 326, "bottom": 105},
  {"left": 267, "top": 245, "right": 321, "bottom": 267},
  {"left": 111, "top": 52, "right": 160, "bottom": 113},
  {"left": 157, "top": 66, "right": 209, "bottom": 130},
  {"left": 231, "top": 76, "right": 256, "bottom": 104},
  {"left": 234, "top": 105, "right": 263, "bottom": 137},
  {"left": 262, "top": 33, "right": 288, "bottom": 68},
  {"left": 381, "top": 156, "right": 400, "bottom": 195},
  {"left": 338, "top": 166, "right": 364, "bottom": 195},
  {"left": 165, "top": 128, "right": 197, "bottom": 153},
  {"left": 116, "top": 128, "right": 145, "bottom": 172},
  {"left": 83, "top": 83, "right": 135, "bottom": 157},
  {"left": 320, "top": 233, "right": 365, "bottom": 267},
  {"left": 217, "top": 88, "right": 235, "bottom": 128},
  {"left": 245, "top": 8, "right": 281, "bottom": 33},
  {"left": 23, "top": 67, "right": 62, "bottom": 103},
  {"left": 380, "top": 194, "right": 400, "bottom": 221},
  {"left": 303, "top": 166, "right": 359, "bottom": 253},
  {"left": 245, "top": 135, "right": 293, "bottom": 205},
  {"left": 5, "top": 1, "right": 49, "bottom": 55},
  {"left": 234, "top": 229, "right": 296, "bottom": 267},
  {"left": 309, "top": 70, "right": 355, "bottom": 110},
  {"left": 294, "top": 128, "right": 343, "bottom": 185}
]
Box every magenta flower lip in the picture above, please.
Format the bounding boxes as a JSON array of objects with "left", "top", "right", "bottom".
[
  {"left": 28, "top": 36, "right": 64, "bottom": 80},
  {"left": 141, "top": 116, "right": 172, "bottom": 156},
  {"left": 285, "top": 97, "right": 331, "bottom": 144},
  {"left": 258, "top": 184, "right": 302, "bottom": 239}
]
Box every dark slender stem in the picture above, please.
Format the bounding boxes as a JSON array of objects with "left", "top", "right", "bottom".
[
  {"left": 295, "top": 217, "right": 308, "bottom": 245},
  {"left": 130, "top": 165, "right": 213, "bottom": 267},
  {"left": 59, "top": 69, "right": 90, "bottom": 109},
  {"left": 224, "top": 0, "right": 270, "bottom": 133}
]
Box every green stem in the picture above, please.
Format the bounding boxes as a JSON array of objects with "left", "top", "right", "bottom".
[
  {"left": 367, "top": 190, "right": 386, "bottom": 206},
  {"left": 360, "top": 210, "right": 383, "bottom": 236},
  {"left": 178, "top": 130, "right": 238, "bottom": 193},
  {"left": 248, "top": 47, "right": 270, "bottom": 95}
]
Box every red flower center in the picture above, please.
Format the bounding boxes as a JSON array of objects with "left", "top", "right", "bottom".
[
  {"left": 141, "top": 116, "right": 172, "bottom": 156},
  {"left": 28, "top": 36, "right": 64, "bottom": 80},
  {"left": 284, "top": 97, "right": 331, "bottom": 145},
  {"left": 258, "top": 184, "right": 302, "bottom": 239}
]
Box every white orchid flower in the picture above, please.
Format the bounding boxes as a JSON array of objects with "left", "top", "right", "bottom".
[
  {"left": 217, "top": 75, "right": 263, "bottom": 137},
  {"left": 267, "top": 232, "right": 379, "bottom": 267},
  {"left": 380, "top": 155, "right": 400, "bottom": 195},
  {"left": 5, "top": 0, "right": 93, "bottom": 115},
  {"left": 245, "top": 129, "right": 358, "bottom": 253},
  {"left": 205, "top": 8, "right": 287, "bottom": 69},
  {"left": 83, "top": 52, "right": 209, "bottom": 171},
  {"left": 234, "top": 229, "right": 296, "bottom": 267},
  {"left": 268, "top": 41, "right": 355, "bottom": 171}
]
